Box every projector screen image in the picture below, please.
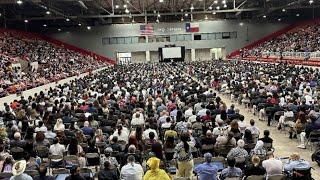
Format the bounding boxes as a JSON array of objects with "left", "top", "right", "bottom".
[{"left": 162, "top": 47, "right": 182, "bottom": 59}]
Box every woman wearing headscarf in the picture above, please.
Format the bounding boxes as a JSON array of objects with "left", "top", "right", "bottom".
[
  {"left": 250, "top": 140, "right": 267, "bottom": 159},
  {"left": 143, "top": 157, "right": 170, "bottom": 180},
  {"left": 54, "top": 118, "right": 65, "bottom": 131}
]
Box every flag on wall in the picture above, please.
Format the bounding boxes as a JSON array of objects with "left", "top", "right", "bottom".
[
  {"left": 140, "top": 24, "right": 154, "bottom": 36},
  {"left": 186, "top": 23, "right": 199, "bottom": 32}
]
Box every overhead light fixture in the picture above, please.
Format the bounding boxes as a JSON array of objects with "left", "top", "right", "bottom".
[
  {"left": 129, "top": 13, "right": 132, "bottom": 18},
  {"left": 156, "top": 18, "right": 159, "bottom": 23},
  {"left": 180, "top": 9, "right": 184, "bottom": 12},
  {"left": 278, "top": 18, "right": 281, "bottom": 21},
  {"left": 216, "top": 6, "right": 220, "bottom": 10},
  {"left": 43, "top": 24, "right": 47, "bottom": 27},
  {"left": 181, "top": 17, "right": 184, "bottom": 21},
  {"left": 296, "top": 13, "right": 300, "bottom": 17},
  {"left": 208, "top": 6, "right": 213, "bottom": 10},
  {"left": 46, "top": 11, "right": 51, "bottom": 15},
  {"left": 66, "top": 18, "right": 70, "bottom": 21},
  {"left": 204, "top": 15, "right": 208, "bottom": 20},
  {"left": 185, "top": 13, "right": 188, "bottom": 17},
  {"left": 24, "top": 19, "right": 28, "bottom": 23},
  {"left": 125, "top": 8, "right": 130, "bottom": 14},
  {"left": 159, "top": 0, "right": 164, "bottom": 2},
  {"left": 16, "top": 0, "right": 23, "bottom": 5},
  {"left": 78, "top": 23, "right": 82, "bottom": 26},
  {"left": 222, "top": 0, "right": 226, "bottom": 4},
  {"left": 214, "top": 0, "right": 218, "bottom": 4},
  {"left": 58, "top": 28, "right": 61, "bottom": 31},
  {"left": 132, "top": 18, "right": 135, "bottom": 23},
  {"left": 190, "top": 4, "right": 194, "bottom": 10},
  {"left": 282, "top": 9, "right": 286, "bottom": 12},
  {"left": 223, "top": 4, "right": 227, "bottom": 8},
  {"left": 239, "top": 22, "right": 244, "bottom": 26},
  {"left": 263, "top": 15, "right": 267, "bottom": 18},
  {"left": 157, "top": 12, "right": 161, "bottom": 17},
  {"left": 309, "top": 0, "right": 314, "bottom": 4},
  {"left": 212, "top": 11, "right": 216, "bottom": 15},
  {"left": 87, "top": 26, "right": 91, "bottom": 30},
  {"left": 115, "top": 5, "right": 119, "bottom": 9},
  {"left": 123, "top": 4, "right": 127, "bottom": 8}
]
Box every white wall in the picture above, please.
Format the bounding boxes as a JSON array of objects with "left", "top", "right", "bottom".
[
  {"left": 0, "top": 67, "right": 108, "bottom": 110},
  {"left": 46, "top": 20, "right": 289, "bottom": 61},
  {"left": 131, "top": 52, "right": 146, "bottom": 63}
]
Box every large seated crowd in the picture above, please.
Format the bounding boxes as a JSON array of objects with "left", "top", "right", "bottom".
[
  {"left": 0, "top": 60, "right": 319, "bottom": 180},
  {"left": 241, "top": 23, "right": 320, "bottom": 57},
  {"left": 0, "top": 31, "right": 107, "bottom": 97}
]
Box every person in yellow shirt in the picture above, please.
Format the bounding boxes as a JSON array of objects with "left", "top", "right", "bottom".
[{"left": 144, "top": 157, "right": 171, "bottom": 180}]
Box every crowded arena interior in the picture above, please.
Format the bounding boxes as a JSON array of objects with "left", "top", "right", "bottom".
[{"left": 0, "top": 0, "right": 320, "bottom": 180}]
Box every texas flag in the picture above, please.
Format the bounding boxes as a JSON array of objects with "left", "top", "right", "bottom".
[{"left": 186, "top": 23, "right": 199, "bottom": 32}]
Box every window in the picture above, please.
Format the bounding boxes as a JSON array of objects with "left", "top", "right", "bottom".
[
  {"left": 117, "top": 37, "right": 125, "bottom": 44},
  {"left": 170, "top": 35, "right": 177, "bottom": 42},
  {"left": 194, "top": 34, "right": 201, "bottom": 40},
  {"left": 102, "top": 38, "right": 110, "bottom": 45},
  {"left": 216, "top": 32, "right": 222, "bottom": 39},
  {"left": 148, "top": 36, "right": 156, "bottom": 43},
  {"left": 222, "top": 32, "right": 231, "bottom": 39},
  {"left": 201, "top": 34, "right": 210, "bottom": 40},
  {"left": 110, "top": 38, "right": 117, "bottom": 44},
  {"left": 138, "top": 36, "right": 146, "bottom": 43},
  {"left": 124, "top": 37, "right": 132, "bottom": 44}
]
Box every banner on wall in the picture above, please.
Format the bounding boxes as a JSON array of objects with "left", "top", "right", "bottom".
[{"left": 186, "top": 23, "right": 199, "bottom": 32}]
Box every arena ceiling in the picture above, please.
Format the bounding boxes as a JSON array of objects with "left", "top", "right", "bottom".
[{"left": 0, "top": 0, "right": 319, "bottom": 28}]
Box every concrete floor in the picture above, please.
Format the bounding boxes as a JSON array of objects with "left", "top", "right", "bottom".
[{"left": 217, "top": 92, "right": 320, "bottom": 179}]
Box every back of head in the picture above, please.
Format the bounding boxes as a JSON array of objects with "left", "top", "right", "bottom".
[
  {"left": 227, "top": 157, "right": 236, "bottom": 167},
  {"left": 251, "top": 155, "right": 261, "bottom": 167},
  {"left": 237, "top": 139, "right": 245, "bottom": 148},
  {"left": 250, "top": 119, "right": 255, "bottom": 126},
  {"left": 290, "top": 152, "right": 300, "bottom": 161},
  {"left": 204, "top": 153, "right": 212, "bottom": 163}
]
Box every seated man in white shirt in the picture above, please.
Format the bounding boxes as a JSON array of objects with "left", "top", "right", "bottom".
[
  {"left": 49, "top": 138, "right": 65, "bottom": 164},
  {"left": 120, "top": 155, "right": 144, "bottom": 180},
  {"left": 184, "top": 105, "right": 193, "bottom": 118},
  {"left": 197, "top": 104, "right": 208, "bottom": 117},
  {"left": 212, "top": 120, "right": 228, "bottom": 137},
  {"left": 246, "top": 119, "right": 260, "bottom": 136},
  {"left": 131, "top": 112, "right": 145, "bottom": 126},
  {"left": 143, "top": 123, "right": 158, "bottom": 140},
  {"left": 277, "top": 107, "right": 294, "bottom": 130},
  {"left": 161, "top": 117, "right": 172, "bottom": 129},
  {"left": 262, "top": 151, "right": 283, "bottom": 177},
  {"left": 187, "top": 111, "right": 197, "bottom": 124},
  {"left": 35, "top": 121, "right": 47, "bottom": 133}
]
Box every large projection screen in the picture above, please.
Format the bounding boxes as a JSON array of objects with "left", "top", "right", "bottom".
[{"left": 162, "top": 47, "right": 182, "bottom": 59}]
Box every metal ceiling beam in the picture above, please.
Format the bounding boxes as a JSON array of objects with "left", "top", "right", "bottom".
[{"left": 7, "top": 7, "right": 261, "bottom": 21}]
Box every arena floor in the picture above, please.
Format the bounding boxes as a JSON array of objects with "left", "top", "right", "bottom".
[{"left": 217, "top": 91, "right": 320, "bottom": 179}]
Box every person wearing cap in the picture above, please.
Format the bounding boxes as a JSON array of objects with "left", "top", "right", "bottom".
[
  {"left": 9, "top": 160, "right": 32, "bottom": 180},
  {"left": 194, "top": 153, "right": 218, "bottom": 180},
  {"left": 143, "top": 157, "right": 170, "bottom": 180}
]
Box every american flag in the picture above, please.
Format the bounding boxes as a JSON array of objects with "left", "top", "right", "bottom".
[{"left": 140, "top": 24, "right": 154, "bottom": 36}]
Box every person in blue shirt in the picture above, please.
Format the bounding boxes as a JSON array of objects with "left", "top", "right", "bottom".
[
  {"left": 194, "top": 153, "right": 218, "bottom": 180},
  {"left": 284, "top": 152, "right": 310, "bottom": 174},
  {"left": 220, "top": 158, "right": 242, "bottom": 180},
  {"left": 81, "top": 121, "right": 94, "bottom": 137}
]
